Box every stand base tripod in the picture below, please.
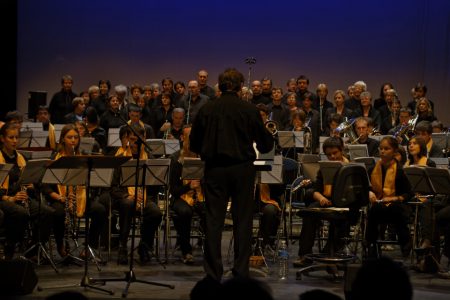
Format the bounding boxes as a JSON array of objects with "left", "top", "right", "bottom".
[
  {"left": 92, "top": 269, "right": 174, "bottom": 298},
  {"left": 22, "top": 241, "right": 59, "bottom": 273},
  {"left": 37, "top": 274, "right": 114, "bottom": 295}
]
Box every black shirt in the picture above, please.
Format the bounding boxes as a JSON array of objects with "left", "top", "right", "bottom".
[{"left": 190, "top": 91, "right": 274, "bottom": 166}]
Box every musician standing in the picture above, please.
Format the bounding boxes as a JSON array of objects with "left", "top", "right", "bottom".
[
  {"left": 190, "top": 68, "right": 274, "bottom": 281},
  {"left": 0, "top": 123, "right": 53, "bottom": 259}
]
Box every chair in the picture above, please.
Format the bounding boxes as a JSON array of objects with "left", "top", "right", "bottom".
[{"left": 296, "top": 164, "right": 370, "bottom": 280}]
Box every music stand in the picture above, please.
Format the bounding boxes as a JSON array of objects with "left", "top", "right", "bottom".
[
  {"left": 347, "top": 144, "right": 369, "bottom": 160},
  {"left": 18, "top": 129, "right": 33, "bottom": 148},
  {"left": 39, "top": 155, "right": 130, "bottom": 295},
  {"left": 146, "top": 139, "right": 180, "bottom": 157},
  {"left": 19, "top": 159, "right": 59, "bottom": 272},
  {"left": 0, "top": 163, "right": 13, "bottom": 186},
  {"left": 107, "top": 128, "right": 121, "bottom": 147},
  {"left": 92, "top": 156, "right": 174, "bottom": 297}
]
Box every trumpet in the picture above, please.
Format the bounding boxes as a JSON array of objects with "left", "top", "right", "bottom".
[{"left": 265, "top": 120, "right": 278, "bottom": 136}]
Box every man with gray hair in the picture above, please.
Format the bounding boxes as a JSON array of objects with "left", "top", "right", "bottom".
[
  {"left": 178, "top": 80, "right": 209, "bottom": 125},
  {"left": 345, "top": 80, "right": 367, "bottom": 111}
]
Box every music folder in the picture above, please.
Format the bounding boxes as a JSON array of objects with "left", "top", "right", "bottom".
[
  {"left": 80, "top": 137, "right": 96, "bottom": 154},
  {"left": 277, "top": 131, "right": 295, "bottom": 148},
  {"left": 18, "top": 159, "right": 51, "bottom": 185},
  {"left": 146, "top": 139, "right": 180, "bottom": 156},
  {"left": 107, "top": 128, "right": 121, "bottom": 147},
  {"left": 347, "top": 144, "right": 369, "bottom": 160},
  {"left": 181, "top": 158, "right": 204, "bottom": 180},
  {"left": 120, "top": 158, "right": 171, "bottom": 186},
  {"left": 0, "top": 164, "right": 13, "bottom": 186},
  {"left": 319, "top": 161, "right": 344, "bottom": 185},
  {"left": 259, "top": 155, "right": 283, "bottom": 184}
]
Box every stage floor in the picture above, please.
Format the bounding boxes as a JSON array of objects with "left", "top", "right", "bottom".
[{"left": 6, "top": 230, "right": 450, "bottom": 300}]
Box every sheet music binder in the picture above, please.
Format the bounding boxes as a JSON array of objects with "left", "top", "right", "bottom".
[
  {"left": 424, "top": 167, "right": 450, "bottom": 195},
  {"left": 0, "top": 164, "right": 13, "bottom": 186},
  {"left": 53, "top": 124, "right": 65, "bottom": 142},
  {"left": 404, "top": 166, "right": 434, "bottom": 195},
  {"left": 18, "top": 130, "right": 32, "bottom": 148},
  {"left": 294, "top": 131, "right": 304, "bottom": 148},
  {"left": 80, "top": 137, "right": 96, "bottom": 154},
  {"left": 18, "top": 148, "right": 53, "bottom": 160},
  {"left": 42, "top": 156, "right": 129, "bottom": 186},
  {"left": 431, "top": 133, "right": 448, "bottom": 151},
  {"left": 259, "top": 155, "right": 283, "bottom": 184},
  {"left": 347, "top": 144, "right": 369, "bottom": 160},
  {"left": 319, "top": 161, "right": 344, "bottom": 185},
  {"left": 181, "top": 158, "right": 204, "bottom": 179},
  {"left": 107, "top": 128, "right": 121, "bottom": 147},
  {"left": 120, "top": 158, "right": 171, "bottom": 186},
  {"left": 22, "top": 122, "right": 43, "bottom": 131},
  {"left": 277, "top": 131, "right": 295, "bottom": 148},
  {"left": 146, "top": 139, "right": 180, "bottom": 156},
  {"left": 18, "top": 159, "right": 51, "bottom": 185}
]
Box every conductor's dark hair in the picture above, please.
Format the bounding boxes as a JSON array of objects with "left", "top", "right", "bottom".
[{"left": 218, "top": 68, "right": 244, "bottom": 92}]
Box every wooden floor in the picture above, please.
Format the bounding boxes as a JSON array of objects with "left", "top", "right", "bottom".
[{"left": 4, "top": 230, "right": 450, "bottom": 300}]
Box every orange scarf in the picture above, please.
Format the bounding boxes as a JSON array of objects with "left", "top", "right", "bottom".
[
  {"left": 180, "top": 179, "right": 204, "bottom": 206},
  {"left": 371, "top": 159, "right": 397, "bottom": 200},
  {"left": 259, "top": 183, "right": 281, "bottom": 211},
  {"left": 404, "top": 156, "right": 428, "bottom": 167},
  {"left": 426, "top": 140, "right": 433, "bottom": 157}
]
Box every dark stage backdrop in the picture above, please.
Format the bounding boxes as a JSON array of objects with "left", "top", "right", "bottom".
[{"left": 17, "top": 0, "right": 450, "bottom": 125}]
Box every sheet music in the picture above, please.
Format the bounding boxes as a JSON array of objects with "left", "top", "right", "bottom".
[
  {"left": 107, "top": 128, "right": 121, "bottom": 147},
  {"left": 319, "top": 161, "right": 344, "bottom": 185},
  {"left": 277, "top": 131, "right": 295, "bottom": 148},
  {"left": 182, "top": 158, "right": 204, "bottom": 179}
]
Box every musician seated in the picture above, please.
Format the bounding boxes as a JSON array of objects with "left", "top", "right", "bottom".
[
  {"left": 388, "top": 107, "right": 414, "bottom": 146},
  {"left": 352, "top": 117, "right": 380, "bottom": 157},
  {"left": 169, "top": 126, "right": 205, "bottom": 264},
  {"left": 0, "top": 123, "right": 53, "bottom": 260},
  {"left": 42, "top": 124, "right": 107, "bottom": 258},
  {"left": 366, "top": 136, "right": 413, "bottom": 259},
  {"left": 293, "top": 136, "right": 352, "bottom": 267},
  {"left": 414, "top": 121, "right": 445, "bottom": 158},
  {"left": 110, "top": 124, "right": 162, "bottom": 265},
  {"left": 256, "top": 183, "right": 284, "bottom": 252},
  {"left": 36, "top": 105, "right": 57, "bottom": 150}
]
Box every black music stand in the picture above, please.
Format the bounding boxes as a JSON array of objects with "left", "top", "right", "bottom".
[
  {"left": 39, "top": 155, "right": 130, "bottom": 295},
  {"left": 91, "top": 153, "right": 174, "bottom": 297},
  {"left": 404, "top": 166, "right": 437, "bottom": 263},
  {"left": 20, "top": 159, "right": 59, "bottom": 272}
]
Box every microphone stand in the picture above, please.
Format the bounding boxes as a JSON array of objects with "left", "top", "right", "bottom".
[
  {"left": 91, "top": 113, "right": 174, "bottom": 298},
  {"left": 245, "top": 57, "right": 257, "bottom": 90}
]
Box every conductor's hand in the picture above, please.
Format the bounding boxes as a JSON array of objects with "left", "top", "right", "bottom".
[{"left": 190, "top": 180, "right": 201, "bottom": 189}]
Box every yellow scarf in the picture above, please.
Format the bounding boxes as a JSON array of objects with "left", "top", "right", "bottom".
[
  {"left": 180, "top": 179, "right": 205, "bottom": 206},
  {"left": 54, "top": 152, "right": 86, "bottom": 217},
  {"left": 323, "top": 156, "right": 349, "bottom": 198},
  {"left": 404, "top": 156, "right": 428, "bottom": 167},
  {"left": 0, "top": 150, "right": 26, "bottom": 193},
  {"left": 371, "top": 159, "right": 397, "bottom": 200},
  {"left": 48, "top": 123, "right": 57, "bottom": 150},
  {"left": 426, "top": 140, "right": 433, "bottom": 157}
]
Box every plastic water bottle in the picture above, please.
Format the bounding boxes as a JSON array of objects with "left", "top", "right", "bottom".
[{"left": 278, "top": 240, "right": 289, "bottom": 279}]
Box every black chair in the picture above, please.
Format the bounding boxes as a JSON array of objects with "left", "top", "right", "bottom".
[{"left": 296, "top": 164, "right": 370, "bottom": 280}]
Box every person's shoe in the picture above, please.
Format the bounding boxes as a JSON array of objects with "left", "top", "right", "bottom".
[
  {"left": 138, "top": 242, "right": 151, "bottom": 264},
  {"left": 293, "top": 256, "right": 312, "bottom": 268},
  {"left": 182, "top": 253, "right": 195, "bottom": 265},
  {"left": 117, "top": 247, "right": 128, "bottom": 265}
]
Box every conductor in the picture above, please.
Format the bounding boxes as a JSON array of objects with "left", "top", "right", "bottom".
[{"left": 189, "top": 68, "right": 274, "bottom": 281}]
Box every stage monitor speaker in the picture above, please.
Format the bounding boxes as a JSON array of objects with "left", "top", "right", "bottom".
[
  {"left": 0, "top": 258, "right": 38, "bottom": 295},
  {"left": 28, "top": 90, "right": 47, "bottom": 121}
]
